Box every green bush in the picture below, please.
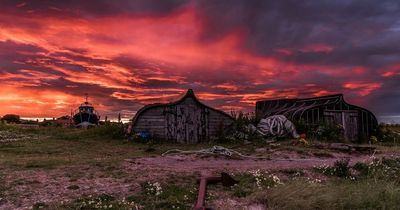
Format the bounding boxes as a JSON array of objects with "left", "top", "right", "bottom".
[
  {"left": 332, "top": 159, "right": 352, "bottom": 178},
  {"left": 294, "top": 120, "right": 344, "bottom": 142},
  {"left": 353, "top": 158, "right": 400, "bottom": 181},
  {"left": 217, "top": 111, "right": 262, "bottom": 143},
  {"left": 375, "top": 124, "right": 400, "bottom": 145},
  {"left": 85, "top": 123, "right": 126, "bottom": 139},
  {"left": 353, "top": 162, "right": 369, "bottom": 176},
  {"left": 315, "top": 159, "right": 352, "bottom": 178}
]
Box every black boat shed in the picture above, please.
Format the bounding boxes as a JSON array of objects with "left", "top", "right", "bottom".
[
  {"left": 256, "top": 94, "right": 378, "bottom": 142},
  {"left": 132, "top": 89, "right": 234, "bottom": 143}
]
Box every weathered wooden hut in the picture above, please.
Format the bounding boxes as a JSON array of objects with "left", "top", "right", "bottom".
[
  {"left": 132, "top": 89, "right": 234, "bottom": 143},
  {"left": 256, "top": 94, "right": 378, "bottom": 142}
]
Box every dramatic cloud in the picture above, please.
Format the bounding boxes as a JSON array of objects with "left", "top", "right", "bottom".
[{"left": 0, "top": 0, "right": 399, "bottom": 122}]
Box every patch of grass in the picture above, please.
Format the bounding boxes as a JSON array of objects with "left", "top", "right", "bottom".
[
  {"left": 58, "top": 193, "right": 139, "bottom": 210},
  {"left": 314, "top": 159, "right": 352, "bottom": 178},
  {"left": 250, "top": 179, "right": 400, "bottom": 210},
  {"left": 375, "top": 124, "right": 400, "bottom": 145},
  {"left": 353, "top": 157, "right": 400, "bottom": 181},
  {"left": 229, "top": 170, "right": 283, "bottom": 198},
  {"left": 0, "top": 125, "right": 224, "bottom": 171},
  {"left": 57, "top": 182, "right": 197, "bottom": 210},
  {"left": 280, "top": 168, "right": 305, "bottom": 178},
  {"left": 126, "top": 181, "right": 197, "bottom": 210}
]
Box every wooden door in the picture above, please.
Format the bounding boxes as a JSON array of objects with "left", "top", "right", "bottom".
[
  {"left": 324, "top": 110, "right": 358, "bottom": 142},
  {"left": 165, "top": 98, "right": 208, "bottom": 143},
  {"left": 343, "top": 112, "right": 358, "bottom": 142}
]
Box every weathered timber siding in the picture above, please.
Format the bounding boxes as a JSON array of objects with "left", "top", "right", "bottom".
[
  {"left": 132, "top": 89, "right": 234, "bottom": 143},
  {"left": 133, "top": 106, "right": 166, "bottom": 138},
  {"left": 256, "top": 94, "right": 377, "bottom": 142}
]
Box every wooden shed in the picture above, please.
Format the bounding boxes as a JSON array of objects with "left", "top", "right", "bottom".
[
  {"left": 256, "top": 94, "right": 378, "bottom": 142},
  {"left": 132, "top": 89, "right": 234, "bottom": 143}
]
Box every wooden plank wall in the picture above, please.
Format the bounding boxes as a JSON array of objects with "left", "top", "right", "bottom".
[
  {"left": 133, "top": 106, "right": 166, "bottom": 138},
  {"left": 134, "top": 97, "right": 233, "bottom": 143}
]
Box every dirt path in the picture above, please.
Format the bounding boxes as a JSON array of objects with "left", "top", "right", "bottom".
[{"left": 124, "top": 152, "right": 394, "bottom": 173}]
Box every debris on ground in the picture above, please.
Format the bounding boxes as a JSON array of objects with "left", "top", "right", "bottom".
[
  {"left": 256, "top": 115, "right": 300, "bottom": 138},
  {"left": 162, "top": 145, "right": 267, "bottom": 159},
  {"left": 193, "top": 172, "right": 238, "bottom": 210}
]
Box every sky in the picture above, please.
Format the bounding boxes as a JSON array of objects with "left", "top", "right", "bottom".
[{"left": 0, "top": 0, "right": 399, "bottom": 122}]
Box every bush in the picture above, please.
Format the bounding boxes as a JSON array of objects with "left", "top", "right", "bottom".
[
  {"left": 332, "top": 159, "right": 352, "bottom": 178},
  {"left": 353, "top": 162, "right": 369, "bottom": 176},
  {"left": 295, "top": 120, "right": 344, "bottom": 142},
  {"left": 315, "top": 159, "right": 352, "bottom": 178},
  {"left": 1, "top": 114, "right": 20, "bottom": 123},
  {"left": 353, "top": 158, "right": 400, "bottom": 181},
  {"left": 84, "top": 123, "right": 126, "bottom": 139},
  {"left": 375, "top": 124, "right": 400, "bottom": 145},
  {"left": 217, "top": 111, "right": 262, "bottom": 143}
]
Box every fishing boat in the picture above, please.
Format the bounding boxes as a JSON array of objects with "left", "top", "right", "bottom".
[{"left": 73, "top": 94, "right": 100, "bottom": 127}]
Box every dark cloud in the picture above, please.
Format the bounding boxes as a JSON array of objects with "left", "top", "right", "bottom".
[
  {"left": 195, "top": 0, "right": 400, "bottom": 66},
  {"left": 0, "top": 0, "right": 188, "bottom": 18},
  {"left": 0, "top": 1, "right": 399, "bottom": 122}
]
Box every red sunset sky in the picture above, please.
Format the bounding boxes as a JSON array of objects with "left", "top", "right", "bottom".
[{"left": 0, "top": 0, "right": 399, "bottom": 122}]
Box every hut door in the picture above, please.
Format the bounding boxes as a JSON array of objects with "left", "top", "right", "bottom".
[
  {"left": 166, "top": 98, "right": 208, "bottom": 143},
  {"left": 324, "top": 110, "right": 358, "bottom": 142}
]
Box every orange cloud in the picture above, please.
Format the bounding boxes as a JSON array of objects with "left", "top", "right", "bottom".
[
  {"left": 0, "top": 4, "right": 394, "bottom": 120},
  {"left": 343, "top": 82, "right": 382, "bottom": 96},
  {"left": 0, "top": 85, "right": 81, "bottom": 117}
]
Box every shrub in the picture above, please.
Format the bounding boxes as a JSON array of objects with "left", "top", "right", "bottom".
[
  {"left": 294, "top": 120, "right": 344, "bottom": 142},
  {"left": 315, "top": 159, "right": 352, "bottom": 178},
  {"left": 332, "top": 159, "right": 352, "bottom": 178},
  {"left": 218, "top": 111, "right": 262, "bottom": 143},
  {"left": 353, "top": 162, "right": 369, "bottom": 176},
  {"left": 84, "top": 123, "right": 126, "bottom": 139},
  {"left": 1, "top": 114, "right": 20, "bottom": 123},
  {"left": 375, "top": 124, "right": 400, "bottom": 145}
]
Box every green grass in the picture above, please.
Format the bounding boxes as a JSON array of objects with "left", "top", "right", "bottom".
[
  {"left": 44, "top": 179, "right": 198, "bottom": 210},
  {"left": 0, "top": 125, "right": 232, "bottom": 170},
  {"left": 250, "top": 179, "right": 400, "bottom": 210},
  {"left": 2, "top": 124, "right": 400, "bottom": 209}
]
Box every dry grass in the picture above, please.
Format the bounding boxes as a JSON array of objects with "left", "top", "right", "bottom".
[{"left": 250, "top": 179, "right": 400, "bottom": 210}]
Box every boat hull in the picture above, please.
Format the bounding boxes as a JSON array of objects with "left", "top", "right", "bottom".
[{"left": 73, "top": 112, "right": 99, "bottom": 126}]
